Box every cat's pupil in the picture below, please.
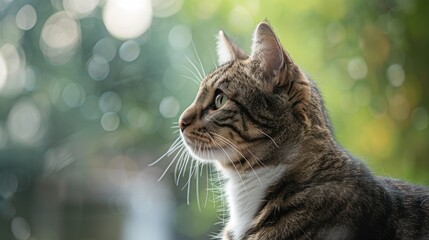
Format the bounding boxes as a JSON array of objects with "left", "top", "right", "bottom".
[{"left": 215, "top": 92, "right": 228, "bottom": 109}]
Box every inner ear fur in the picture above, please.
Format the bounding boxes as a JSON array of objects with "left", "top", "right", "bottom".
[{"left": 216, "top": 30, "right": 247, "bottom": 65}]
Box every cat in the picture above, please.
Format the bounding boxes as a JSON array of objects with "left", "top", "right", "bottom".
[{"left": 176, "top": 22, "right": 429, "bottom": 240}]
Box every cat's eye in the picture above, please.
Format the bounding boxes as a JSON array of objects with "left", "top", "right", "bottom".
[{"left": 214, "top": 92, "right": 229, "bottom": 109}]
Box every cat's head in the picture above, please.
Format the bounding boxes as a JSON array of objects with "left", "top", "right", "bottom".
[{"left": 178, "top": 22, "right": 329, "bottom": 172}]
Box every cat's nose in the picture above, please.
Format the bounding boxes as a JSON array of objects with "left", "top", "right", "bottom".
[
  {"left": 179, "top": 115, "right": 194, "bottom": 131},
  {"left": 179, "top": 109, "right": 196, "bottom": 131}
]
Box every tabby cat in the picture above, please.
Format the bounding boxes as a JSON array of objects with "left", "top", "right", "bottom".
[{"left": 176, "top": 22, "right": 429, "bottom": 240}]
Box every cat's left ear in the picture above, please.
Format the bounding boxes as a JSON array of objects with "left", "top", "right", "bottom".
[
  {"left": 216, "top": 31, "right": 247, "bottom": 65},
  {"left": 250, "top": 22, "right": 292, "bottom": 89}
]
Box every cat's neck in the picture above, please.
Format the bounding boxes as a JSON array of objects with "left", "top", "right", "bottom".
[{"left": 217, "top": 163, "right": 287, "bottom": 240}]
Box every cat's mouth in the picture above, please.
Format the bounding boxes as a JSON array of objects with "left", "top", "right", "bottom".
[{"left": 180, "top": 131, "right": 237, "bottom": 163}]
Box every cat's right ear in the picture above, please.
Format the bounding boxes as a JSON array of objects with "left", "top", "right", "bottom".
[
  {"left": 216, "top": 31, "right": 247, "bottom": 65},
  {"left": 249, "top": 22, "right": 292, "bottom": 89}
]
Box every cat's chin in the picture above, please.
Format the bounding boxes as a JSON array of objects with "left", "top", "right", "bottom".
[{"left": 181, "top": 136, "right": 238, "bottom": 163}]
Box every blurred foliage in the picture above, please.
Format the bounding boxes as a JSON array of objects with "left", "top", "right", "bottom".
[{"left": 0, "top": 0, "right": 428, "bottom": 239}]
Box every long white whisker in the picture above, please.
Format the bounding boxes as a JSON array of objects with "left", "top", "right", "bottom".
[
  {"left": 185, "top": 159, "right": 195, "bottom": 204},
  {"left": 157, "top": 146, "right": 184, "bottom": 181},
  {"left": 148, "top": 137, "right": 182, "bottom": 166},
  {"left": 192, "top": 40, "right": 206, "bottom": 76},
  {"left": 209, "top": 48, "right": 218, "bottom": 69},
  {"left": 167, "top": 143, "right": 184, "bottom": 157},
  {"left": 211, "top": 132, "right": 262, "bottom": 185},
  {"left": 168, "top": 136, "right": 182, "bottom": 148},
  {"left": 174, "top": 147, "right": 188, "bottom": 185},
  {"left": 180, "top": 74, "right": 200, "bottom": 85},
  {"left": 205, "top": 163, "right": 209, "bottom": 208},
  {"left": 219, "top": 170, "right": 226, "bottom": 225},
  {"left": 181, "top": 64, "right": 202, "bottom": 83},
  {"left": 200, "top": 158, "right": 205, "bottom": 177},
  {"left": 179, "top": 152, "right": 190, "bottom": 179},
  {"left": 185, "top": 56, "right": 204, "bottom": 80},
  {"left": 208, "top": 134, "right": 248, "bottom": 194},
  {"left": 173, "top": 149, "right": 182, "bottom": 183},
  {"left": 213, "top": 168, "right": 222, "bottom": 223},
  {"left": 196, "top": 161, "right": 201, "bottom": 211},
  {"left": 244, "top": 147, "right": 267, "bottom": 168},
  {"left": 173, "top": 129, "right": 180, "bottom": 134},
  {"left": 256, "top": 129, "right": 279, "bottom": 149}
]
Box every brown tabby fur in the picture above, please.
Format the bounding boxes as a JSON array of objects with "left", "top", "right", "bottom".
[{"left": 178, "top": 22, "right": 429, "bottom": 240}]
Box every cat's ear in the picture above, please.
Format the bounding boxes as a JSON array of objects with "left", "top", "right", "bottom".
[
  {"left": 216, "top": 31, "right": 247, "bottom": 65},
  {"left": 250, "top": 22, "right": 292, "bottom": 88}
]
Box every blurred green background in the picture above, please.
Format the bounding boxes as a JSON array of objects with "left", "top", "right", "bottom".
[{"left": 0, "top": 0, "right": 428, "bottom": 239}]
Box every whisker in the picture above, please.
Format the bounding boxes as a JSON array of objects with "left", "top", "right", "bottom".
[
  {"left": 245, "top": 147, "right": 267, "bottom": 169},
  {"left": 185, "top": 56, "right": 204, "bottom": 80},
  {"left": 256, "top": 129, "right": 280, "bottom": 148},
  {"left": 174, "top": 147, "right": 188, "bottom": 185},
  {"left": 191, "top": 40, "right": 206, "bottom": 76},
  {"left": 180, "top": 152, "right": 190, "bottom": 179},
  {"left": 208, "top": 134, "right": 249, "bottom": 195},
  {"left": 184, "top": 159, "right": 196, "bottom": 204},
  {"left": 167, "top": 142, "right": 184, "bottom": 157},
  {"left": 148, "top": 137, "right": 182, "bottom": 166},
  {"left": 205, "top": 163, "right": 209, "bottom": 208},
  {"left": 176, "top": 151, "right": 189, "bottom": 186},
  {"left": 173, "top": 129, "right": 180, "bottom": 134},
  {"left": 208, "top": 166, "right": 216, "bottom": 208},
  {"left": 196, "top": 161, "right": 201, "bottom": 211},
  {"left": 216, "top": 170, "right": 225, "bottom": 224},
  {"left": 200, "top": 159, "right": 205, "bottom": 177},
  {"left": 209, "top": 48, "right": 218, "bottom": 69},
  {"left": 211, "top": 132, "right": 262, "bottom": 185},
  {"left": 157, "top": 146, "right": 184, "bottom": 181},
  {"left": 180, "top": 74, "right": 200, "bottom": 85},
  {"left": 167, "top": 136, "right": 182, "bottom": 152},
  {"left": 180, "top": 64, "right": 202, "bottom": 83}
]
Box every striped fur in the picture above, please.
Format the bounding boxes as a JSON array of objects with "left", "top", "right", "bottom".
[{"left": 178, "top": 22, "right": 429, "bottom": 240}]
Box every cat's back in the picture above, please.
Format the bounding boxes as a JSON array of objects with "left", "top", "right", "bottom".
[{"left": 376, "top": 176, "right": 429, "bottom": 239}]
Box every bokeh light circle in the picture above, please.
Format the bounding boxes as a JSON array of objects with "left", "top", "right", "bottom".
[
  {"left": 159, "top": 96, "right": 180, "bottom": 118},
  {"left": 168, "top": 25, "right": 192, "bottom": 49},
  {"left": 0, "top": 53, "right": 7, "bottom": 90},
  {"left": 0, "top": 171, "right": 18, "bottom": 199},
  {"left": 101, "top": 112, "right": 120, "bottom": 131},
  {"left": 7, "top": 101, "right": 42, "bottom": 145},
  {"left": 0, "top": 44, "right": 27, "bottom": 97},
  {"left": 93, "top": 38, "right": 117, "bottom": 62},
  {"left": 127, "top": 107, "right": 148, "bottom": 128},
  {"left": 62, "top": 82, "right": 86, "bottom": 107},
  {"left": 347, "top": 57, "right": 368, "bottom": 80},
  {"left": 386, "top": 64, "right": 405, "bottom": 87},
  {"left": 63, "top": 0, "right": 100, "bottom": 18},
  {"left": 99, "top": 91, "right": 122, "bottom": 113},
  {"left": 40, "top": 11, "right": 81, "bottom": 64},
  {"left": 411, "top": 107, "right": 428, "bottom": 131},
  {"left": 119, "top": 40, "right": 140, "bottom": 62},
  {"left": 87, "top": 56, "right": 110, "bottom": 81},
  {"left": 102, "top": 0, "right": 152, "bottom": 40},
  {"left": 151, "top": 0, "right": 183, "bottom": 18},
  {"left": 11, "top": 217, "right": 31, "bottom": 240},
  {"left": 15, "top": 4, "right": 37, "bottom": 31}
]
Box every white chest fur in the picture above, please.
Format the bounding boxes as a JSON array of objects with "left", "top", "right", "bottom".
[{"left": 220, "top": 165, "right": 287, "bottom": 240}]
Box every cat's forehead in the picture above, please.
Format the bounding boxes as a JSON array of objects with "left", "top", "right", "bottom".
[{"left": 201, "top": 61, "right": 253, "bottom": 92}]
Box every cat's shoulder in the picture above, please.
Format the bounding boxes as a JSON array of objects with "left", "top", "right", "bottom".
[{"left": 377, "top": 176, "right": 429, "bottom": 197}]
